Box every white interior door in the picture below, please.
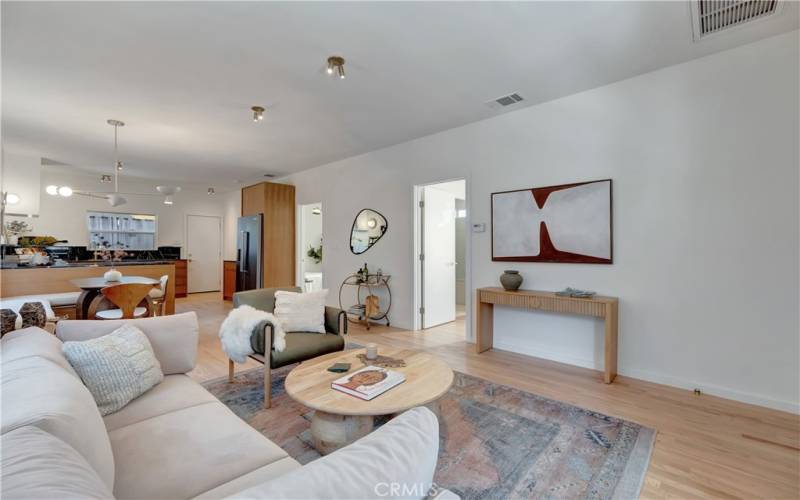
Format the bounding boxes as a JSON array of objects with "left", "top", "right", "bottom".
[
  {"left": 186, "top": 215, "right": 221, "bottom": 293},
  {"left": 423, "top": 186, "right": 456, "bottom": 328}
]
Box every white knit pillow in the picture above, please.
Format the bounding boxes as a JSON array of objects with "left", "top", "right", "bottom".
[
  {"left": 274, "top": 290, "right": 328, "bottom": 333},
  {"left": 62, "top": 323, "right": 164, "bottom": 415}
]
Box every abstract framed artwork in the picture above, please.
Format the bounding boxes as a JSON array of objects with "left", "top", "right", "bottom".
[{"left": 492, "top": 179, "right": 612, "bottom": 264}]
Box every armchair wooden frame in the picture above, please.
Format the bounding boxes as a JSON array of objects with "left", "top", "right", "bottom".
[{"left": 227, "top": 287, "right": 348, "bottom": 409}]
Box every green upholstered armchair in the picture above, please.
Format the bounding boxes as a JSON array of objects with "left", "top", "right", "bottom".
[{"left": 227, "top": 287, "right": 347, "bottom": 408}]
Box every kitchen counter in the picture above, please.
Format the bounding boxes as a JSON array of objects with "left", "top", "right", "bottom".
[
  {"left": 0, "top": 260, "right": 179, "bottom": 269},
  {"left": 0, "top": 263, "right": 177, "bottom": 315}
]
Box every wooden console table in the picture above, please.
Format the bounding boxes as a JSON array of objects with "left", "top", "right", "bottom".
[{"left": 476, "top": 287, "right": 619, "bottom": 383}]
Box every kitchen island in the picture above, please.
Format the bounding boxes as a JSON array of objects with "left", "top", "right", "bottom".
[{"left": 0, "top": 262, "right": 177, "bottom": 317}]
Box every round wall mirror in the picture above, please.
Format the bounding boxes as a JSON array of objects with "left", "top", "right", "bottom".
[{"left": 350, "top": 209, "right": 388, "bottom": 254}]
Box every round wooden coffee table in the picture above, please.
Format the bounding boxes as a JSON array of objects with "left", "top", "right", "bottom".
[{"left": 285, "top": 347, "right": 453, "bottom": 455}]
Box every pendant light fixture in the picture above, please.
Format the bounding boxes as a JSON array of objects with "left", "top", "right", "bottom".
[
  {"left": 46, "top": 119, "right": 181, "bottom": 206},
  {"left": 327, "top": 56, "right": 346, "bottom": 79}
]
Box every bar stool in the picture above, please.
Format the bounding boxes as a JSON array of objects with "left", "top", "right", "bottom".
[
  {"left": 148, "top": 275, "right": 169, "bottom": 316},
  {"left": 89, "top": 283, "right": 155, "bottom": 320}
]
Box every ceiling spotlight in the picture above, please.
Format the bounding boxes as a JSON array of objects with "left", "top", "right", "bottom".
[
  {"left": 251, "top": 106, "right": 265, "bottom": 122},
  {"left": 100, "top": 175, "right": 112, "bottom": 183},
  {"left": 207, "top": 187, "right": 215, "bottom": 195},
  {"left": 327, "top": 56, "right": 345, "bottom": 79},
  {"left": 4, "top": 193, "right": 20, "bottom": 205},
  {"left": 46, "top": 185, "right": 59, "bottom": 196},
  {"left": 116, "top": 161, "right": 123, "bottom": 171},
  {"left": 163, "top": 195, "right": 174, "bottom": 205},
  {"left": 57, "top": 186, "right": 73, "bottom": 197}
]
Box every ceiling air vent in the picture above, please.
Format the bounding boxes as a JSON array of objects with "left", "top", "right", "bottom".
[
  {"left": 485, "top": 92, "right": 524, "bottom": 109},
  {"left": 692, "top": 0, "right": 782, "bottom": 39}
]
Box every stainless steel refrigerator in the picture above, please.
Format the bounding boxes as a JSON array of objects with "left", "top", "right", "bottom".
[{"left": 236, "top": 214, "right": 263, "bottom": 292}]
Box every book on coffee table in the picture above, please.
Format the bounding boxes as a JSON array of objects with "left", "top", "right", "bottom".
[{"left": 331, "top": 366, "right": 406, "bottom": 401}]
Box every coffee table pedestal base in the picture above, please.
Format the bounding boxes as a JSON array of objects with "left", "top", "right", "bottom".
[{"left": 310, "top": 411, "right": 374, "bottom": 455}]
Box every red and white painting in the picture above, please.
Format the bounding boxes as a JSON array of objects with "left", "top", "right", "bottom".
[{"left": 492, "top": 179, "right": 612, "bottom": 264}]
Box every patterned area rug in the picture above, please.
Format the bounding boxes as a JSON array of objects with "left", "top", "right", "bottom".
[{"left": 204, "top": 364, "right": 655, "bottom": 499}]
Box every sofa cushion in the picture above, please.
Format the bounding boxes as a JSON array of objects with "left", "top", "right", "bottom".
[
  {"left": 270, "top": 332, "right": 345, "bottom": 369},
  {"left": 1, "top": 426, "right": 113, "bottom": 500},
  {"left": 63, "top": 323, "right": 164, "bottom": 416},
  {"left": 228, "top": 407, "right": 440, "bottom": 500},
  {"left": 6, "top": 292, "right": 81, "bottom": 307},
  {"left": 1, "top": 327, "right": 78, "bottom": 377},
  {"left": 192, "top": 457, "right": 301, "bottom": 499},
  {"left": 56, "top": 312, "right": 199, "bottom": 374},
  {"left": 104, "top": 374, "right": 218, "bottom": 432},
  {"left": 109, "top": 402, "right": 291, "bottom": 499},
  {"left": 1, "top": 355, "right": 116, "bottom": 490}
]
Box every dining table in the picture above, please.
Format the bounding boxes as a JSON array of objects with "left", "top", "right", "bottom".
[{"left": 71, "top": 276, "right": 159, "bottom": 319}]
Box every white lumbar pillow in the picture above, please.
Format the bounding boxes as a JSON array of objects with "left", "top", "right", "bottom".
[
  {"left": 274, "top": 289, "right": 328, "bottom": 333},
  {"left": 62, "top": 323, "right": 164, "bottom": 415}
]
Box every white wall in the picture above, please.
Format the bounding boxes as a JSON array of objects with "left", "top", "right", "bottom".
[
  {"left": 11, "top": 168, "right": 241, "bottom": 260},
  {"left": 282, "top": 32, "right": 800, "bottom": 413},
  {"left": 1, "top": 149, "right": 41, "bottom": 216}
]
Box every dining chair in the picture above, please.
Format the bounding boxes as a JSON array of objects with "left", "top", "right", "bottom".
[
  {"left": 88, "top": 283, "right": 155, "bottom": 320},
  {"left": 148, "top": 275, "right": 169, "bottom": 316}
]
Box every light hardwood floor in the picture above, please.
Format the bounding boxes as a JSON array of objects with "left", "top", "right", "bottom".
[{"left": 179, "top": 292, "right": 799, "bottom": 499}]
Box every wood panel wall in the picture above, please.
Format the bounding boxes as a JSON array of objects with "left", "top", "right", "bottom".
[{"left": 241, "top": 182, "right": 296, "bottom": 288}]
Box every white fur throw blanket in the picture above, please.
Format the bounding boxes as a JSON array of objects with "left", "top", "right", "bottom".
[{"left": 219, "top": 305, "right": 286, "bottom": 363}]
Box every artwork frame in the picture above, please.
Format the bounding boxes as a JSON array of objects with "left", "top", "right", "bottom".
[{"left": 491, "top": 179, "right": 613, "bottom": 264}]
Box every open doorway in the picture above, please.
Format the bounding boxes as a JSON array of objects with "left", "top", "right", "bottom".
[
  {"left": 413, "top": 179, "right": 467, "bottom": 337},
  {"left": 298, "top": 203, "right": 323, "bottom": 292}
]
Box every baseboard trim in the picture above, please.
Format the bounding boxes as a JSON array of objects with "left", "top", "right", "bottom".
[{"left": 491, "top": 340, "right": 800, "bottom": 415}]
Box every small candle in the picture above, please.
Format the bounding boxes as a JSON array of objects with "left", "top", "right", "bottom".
[{"left": 365, "top": 343, "right": 378, "bottom": 360}]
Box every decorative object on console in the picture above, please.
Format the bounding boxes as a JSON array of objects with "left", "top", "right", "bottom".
[
  {"left": 103, "top": 268, "right": 122, "bottom": 282},
  {"left": 492, "top": 179, "right": 612, "bottom": 263},
  {"left": 556, "top": 287, "right": 597, "bottom": 298},
  {"left": 499, "top": 269, "right": 523, "bottom": 291},
  {"left": 350, "top": 209, "right": 387, "bottom": 254}
]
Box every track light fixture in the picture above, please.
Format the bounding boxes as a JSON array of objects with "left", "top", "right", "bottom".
[
  {"left": 327, "top": 56, "right": 346, "bottom": 79},
  {"left": 251, "top": 106, "right": 265, "bottom": 122},
  {"left": 207, "top": 187, "right": 215, "bottom": 195}
]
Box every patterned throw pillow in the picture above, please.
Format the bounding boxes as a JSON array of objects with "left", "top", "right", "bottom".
[{"left": 62, "top": 324, "right": 164, "bottom": 415}]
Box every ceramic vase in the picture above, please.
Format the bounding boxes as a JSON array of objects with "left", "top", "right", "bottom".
[{"left": 500, "top": 270, "right": 523, "bottom": 291}]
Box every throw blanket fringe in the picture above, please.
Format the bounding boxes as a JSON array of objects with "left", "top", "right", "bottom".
[{"left": 219, "top": 305, "right": 286, "bottom": 363}]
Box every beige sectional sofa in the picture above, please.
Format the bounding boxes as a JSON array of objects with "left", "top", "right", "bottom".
[{"left": 1, "top": 312, "right": 445, "bottom": 499}]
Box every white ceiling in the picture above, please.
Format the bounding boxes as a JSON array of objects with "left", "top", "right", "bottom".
[{"left": 3, "top": 1, "right": 797, "bottom": 185}]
